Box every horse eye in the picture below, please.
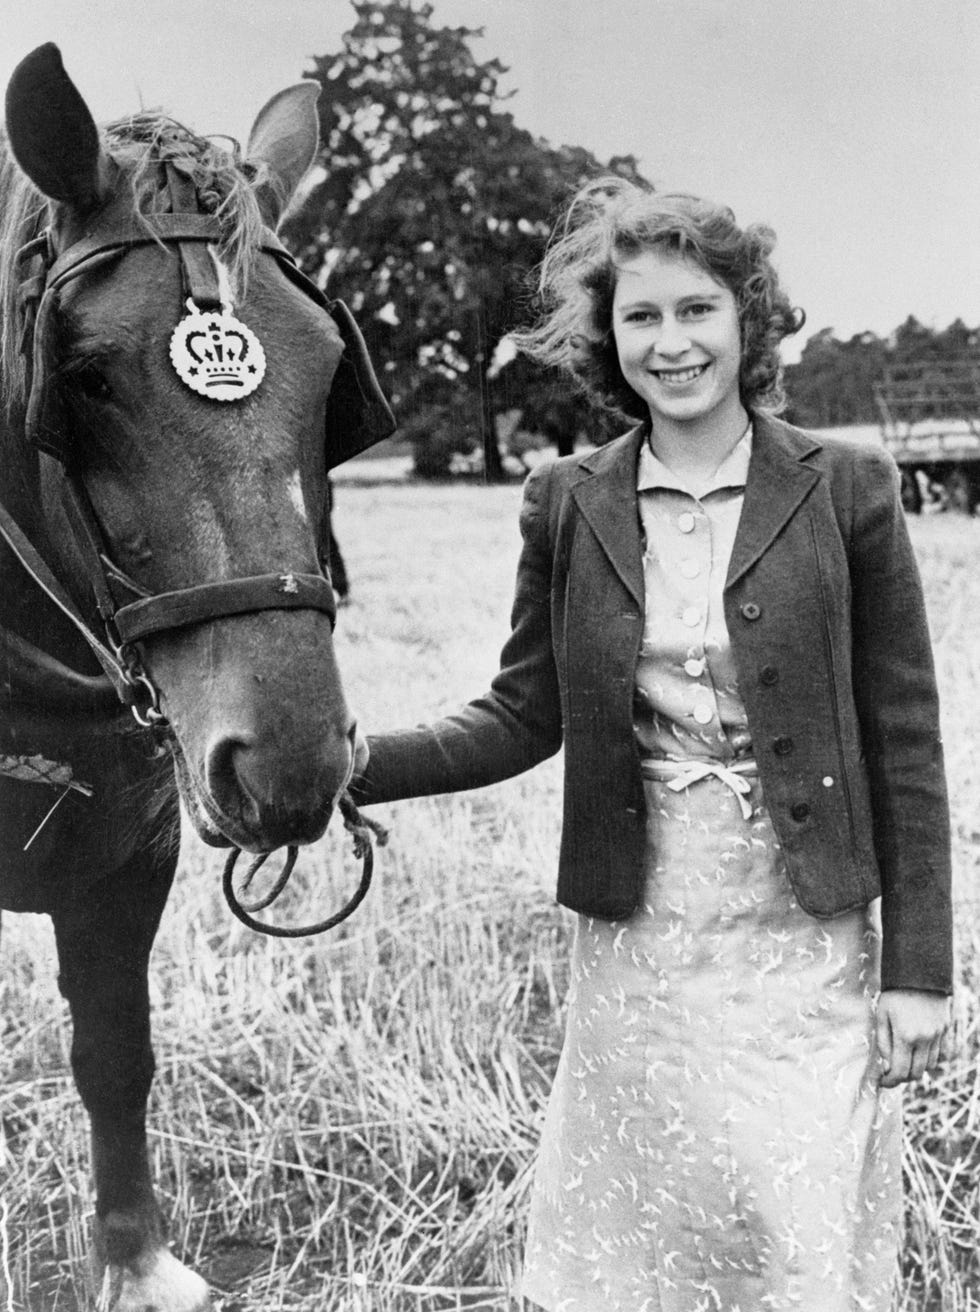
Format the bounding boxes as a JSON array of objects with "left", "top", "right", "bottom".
[{"left": 74, "top": 366, "right": 113, "bottom": 402}]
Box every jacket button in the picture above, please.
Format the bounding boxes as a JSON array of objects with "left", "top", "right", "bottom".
[
  {"left": 773, "top": 735, "right": 794, "bottom": 756},
  {"left": 760, "top": 665, "right": 779, "bottom": 686},
  {"left": 741, "top": 602, "right": 761, "bottom": 621},
  {"left": 790, "top": 802, "right": 811, "bottom": 822}
]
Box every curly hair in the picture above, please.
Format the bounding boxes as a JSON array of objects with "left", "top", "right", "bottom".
[{"left": 512, "top": 177, "right": 805, "bottom": 420}]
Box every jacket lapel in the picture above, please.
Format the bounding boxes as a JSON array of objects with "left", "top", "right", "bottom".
[
  {"left": 570, "top": 426, "right": 646, "bottom": 607},
  {"left": 726, "top": 414, "right": 822, "bottom": 588},
  {"left": 568, "top": 416, "right": 823, "bottom": 603}
]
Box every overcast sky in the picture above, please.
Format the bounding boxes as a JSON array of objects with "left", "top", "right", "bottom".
[{"left": 2, "top": 0, "right": 977, "bottom": 361}]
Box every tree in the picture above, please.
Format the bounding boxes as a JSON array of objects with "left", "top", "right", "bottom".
[
  {"left": 783, "top": 318, "right": 979, "bottom": 429},
  {"left": 784, "top": 328, "right": 888, "bottom": 427},
  {"left": 286, "top": 1, "right": 647, "bottom": 477}
]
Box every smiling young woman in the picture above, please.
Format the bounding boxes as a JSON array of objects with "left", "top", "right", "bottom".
[
  {"left": 611, "top": 248, "right": 746, "bottom": 479},
  {"left": 350, "top": 177, "right": 953, "bottom": 1310}
]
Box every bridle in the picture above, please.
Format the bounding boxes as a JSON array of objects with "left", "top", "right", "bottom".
[
  {"left": 0, "top": 475, "right": 337, "bottom": 729},
  {"left": 6, "top": 207, "right": 341, "bottom": 726},
  {"left": 0, "top": 193, "right": 386, "bottom": 934}
]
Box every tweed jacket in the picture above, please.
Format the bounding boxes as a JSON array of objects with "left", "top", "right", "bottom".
[{"left": 352, "top": 413, "right": 953, "bottom": 994}]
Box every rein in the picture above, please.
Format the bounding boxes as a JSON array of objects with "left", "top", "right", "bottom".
[
  {"left": 222, "top": 794, "right": 388, "bottom": 938},
  {"left": 1, "top": 203, "right": 382, "bottom": 935}
]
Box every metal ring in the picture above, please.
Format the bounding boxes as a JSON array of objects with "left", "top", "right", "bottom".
[
  {"left": 116, "top": 648, "right": 169, "bottom": 729},
  {"left": 130, "top": 696, "right": 166, "bottom": 729}
]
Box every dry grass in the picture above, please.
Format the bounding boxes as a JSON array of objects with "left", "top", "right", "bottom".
[{"left": 1, "top": 482, "right": 979, "bottom": 1311}]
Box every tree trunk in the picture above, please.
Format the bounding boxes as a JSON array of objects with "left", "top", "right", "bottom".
[{"left": 479, "top": 365, "right": 506, "bottom": 483}]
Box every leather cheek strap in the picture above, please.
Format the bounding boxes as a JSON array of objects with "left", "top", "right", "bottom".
[{"left": 24, "top": 247, "right": 135, "bottom": 459}]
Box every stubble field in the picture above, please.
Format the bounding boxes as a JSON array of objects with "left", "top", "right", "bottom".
[{"left": 2, "top": 477, "right": 979, "bottom": 1310}]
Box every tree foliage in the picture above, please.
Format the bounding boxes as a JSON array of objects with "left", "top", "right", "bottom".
[
  {"left": 286, "top": 0, "right": 646, "bottom": 476},
  {"left": 784, "top": 317, "right": 979, "bottom": 429},
  {"left": 286, "top": 2, "right": 975, "bottom": 469}
]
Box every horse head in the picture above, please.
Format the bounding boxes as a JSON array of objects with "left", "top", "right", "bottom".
[{"left": 2, "top": 44, "right": 393, "bottom": 855}]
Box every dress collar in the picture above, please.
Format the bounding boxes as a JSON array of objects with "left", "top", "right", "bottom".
[{"left": 637, "top": 422, "right": 754, "bottom": 497}]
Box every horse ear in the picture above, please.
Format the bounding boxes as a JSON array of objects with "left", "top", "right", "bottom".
[
  {"left": 4, "top": 43, "right": 108, "bottom": 208},
  {"left": 246, "top": 82, "right": 320, "bottom": 228}
]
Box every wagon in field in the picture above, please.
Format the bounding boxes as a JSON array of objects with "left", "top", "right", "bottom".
[{"left": 873, "top": 356, "right": 980, "bottom": 513}]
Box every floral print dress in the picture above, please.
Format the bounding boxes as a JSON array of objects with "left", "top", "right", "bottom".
[{"left": 521, "top": 432, "right": 901, "bottom": 1311}]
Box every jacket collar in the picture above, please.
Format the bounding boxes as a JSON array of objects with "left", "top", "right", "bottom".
[{"left": 570, "top": 413, "right": 822, "bottom": 605}]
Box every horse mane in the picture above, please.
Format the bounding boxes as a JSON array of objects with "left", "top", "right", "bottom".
[
  {"left": 0, "top": 111, "right": 268, "bottom": 414},
  {"left": 0, "top": 137, "right": 46, "bottom": 415}
]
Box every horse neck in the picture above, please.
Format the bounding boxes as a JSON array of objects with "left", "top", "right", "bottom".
[
  {"left": 0, "top": 406, "right": 42, "bottom": 619},
  {"left": 1, "top": 385, "right": 38, "bottom": 483},
  {"left": 0, "top": 404, "right": 102, "bottom": 672}
]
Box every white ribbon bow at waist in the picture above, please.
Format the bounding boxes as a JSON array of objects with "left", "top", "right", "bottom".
[{"left": 641, "top": 758, "right": 758, "bottom": 821}]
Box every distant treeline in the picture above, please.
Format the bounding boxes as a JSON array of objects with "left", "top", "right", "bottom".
[{"left": 783, "top": 317, "right": 979, "bottom": 429}]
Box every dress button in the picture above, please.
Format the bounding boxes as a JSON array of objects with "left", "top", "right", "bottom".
[
  {"left": 773, "top": 735, "right": 794, "bottom": 756},
  {"left": 682, "top": 606, "right": 701, "bottom": 627},
  {"left": 679, "top": 559, "right": 700, "bottom": 579},
  {"left": 759, "top": 665, "right": 779, "bottom": 686},
  {"left": 693, "top": 703, "right": 714, "bottom": 725},
  {"left": 684, "top": 657, "right": 705, "bottom": 678},
  {"left": 741, "top": 602, "right": 761, "bottom": 621},
  {"left": 791, "top": 802, "right": 811, "bottom": 822},
  {"left": 678, "top": 512, "right": 696, "bottom": 533}
]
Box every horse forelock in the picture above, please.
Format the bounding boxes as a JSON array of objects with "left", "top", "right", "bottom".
[
  {"left": 0, "top": 113, "right": 270, "bottom": 419},
  {"left": 104, "top": 113, "right": 266, "bottom": 299}
]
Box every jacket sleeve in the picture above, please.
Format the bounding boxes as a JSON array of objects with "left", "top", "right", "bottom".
[
  {"left": 846, "top": 445, "right": 952, "bottom": 993},
  {"left": 349, "top": 461, "right": 563, "bottom": 805}
]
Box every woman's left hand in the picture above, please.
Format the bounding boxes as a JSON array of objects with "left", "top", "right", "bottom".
[{"left": 876, "top": 988, "right": 953, "bottom": 1087}]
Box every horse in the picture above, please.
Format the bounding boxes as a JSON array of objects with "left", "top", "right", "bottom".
[{"left": 0, "top": 44, "right": 393, "bottom": 1311}]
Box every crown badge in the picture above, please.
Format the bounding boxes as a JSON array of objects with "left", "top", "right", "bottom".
[{"left": 169, "top": 299, "right": 266, "bottom": 401}]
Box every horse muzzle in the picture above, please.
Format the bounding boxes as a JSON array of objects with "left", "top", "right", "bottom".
[
  {"left": 169, "top": 719, "right": 356, "bottom": 852},
  {"left": 149, "top": 608, "right": 355, "bottom": 852},
  {"left": 202, "top": 719, "right": 356, "bottom": 851}
]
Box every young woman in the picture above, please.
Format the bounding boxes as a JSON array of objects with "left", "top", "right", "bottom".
[{"left": 351, "top": 179, "right": 953, "bottom": 1309}]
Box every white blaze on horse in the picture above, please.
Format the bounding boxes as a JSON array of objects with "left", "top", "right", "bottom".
[{"left": 0, "top": 44, "right": 393, "bottom": 1312}]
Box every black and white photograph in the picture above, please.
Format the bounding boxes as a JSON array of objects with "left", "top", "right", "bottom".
[{"left": 0, "top": 2, "right": 977, "bottom": 1308}]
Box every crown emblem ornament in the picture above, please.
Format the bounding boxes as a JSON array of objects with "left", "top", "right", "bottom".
[{"left": 169, "top": 298, "right": 266, "bottom": 401}]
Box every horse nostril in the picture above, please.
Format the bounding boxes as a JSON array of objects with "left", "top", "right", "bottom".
[{"left": 205, "top": 734, "right": 262, "bottom": 827}]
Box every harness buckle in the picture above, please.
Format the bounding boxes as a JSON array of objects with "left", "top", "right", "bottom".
[{"left": 106, "top": 625, "right": 167, "bottom": 728}]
